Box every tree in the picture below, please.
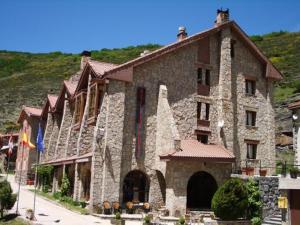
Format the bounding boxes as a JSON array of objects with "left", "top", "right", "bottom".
[{"left": 0, "top": 180, "right": 16, "bottom": 218}]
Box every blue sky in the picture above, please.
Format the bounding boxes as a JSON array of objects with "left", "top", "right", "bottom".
[{"left": 0, "top": 0, "right": 299, "bottom": 53}]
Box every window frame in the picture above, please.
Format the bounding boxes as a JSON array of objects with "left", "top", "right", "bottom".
[
  {"left": 73, "top": 91, "right": 87, "bottom": 129},
  {"left": 246, "top": 143, "right": 258, "bottom": 160},
  {"left": 87, "top": 82, "right": 102, "bottom": 125},
  {"left": 246, "top": 110, "right": 257, "bottom": 127},
  {"left": 245, "top": 79, "right": 256, "bottom": 96}
]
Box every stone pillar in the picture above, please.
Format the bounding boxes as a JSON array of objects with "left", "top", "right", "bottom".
[
  {"left": 148, "top": 171, "right": 166, "bottom": 206},
  {"left": 52, "top": 169, "right": 58, "bottom": 193},
  {"left": 73, "top": 163, "right": 81, "bottom": 201},
  {"left": 43, "top": 107, "right": 54, "bottom": 162}
]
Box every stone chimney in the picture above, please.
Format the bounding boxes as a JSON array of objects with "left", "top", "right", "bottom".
[
  {"left": 140, "top": 50, "right": 150, "bottom": 57},
  {"left": 215, "top": 9, "right": 229, "bottom": 26},
  {"left": 80, "top": 50, "right": 91, "bottom": 70},
  {"left": 177, "top": 26, "right": 187, "bottom": 41}
]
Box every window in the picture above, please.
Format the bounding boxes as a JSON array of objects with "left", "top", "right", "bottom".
[
  {"left": 247, "top": 143, "right": 257, "bottom": 159},
  {"left": 74, "top": 92, "right": 87, "bottom": 125},
  {"left": 197, "top": 68, "right": 210, "bottom": 86},
  {"left": 246, "top": 111, "right": 256, "bottom": 127},
  {"left": 245, "top": 80, "right": 256, "bottom": 95},
  {"left": 197, "top": 102, "right": 210, "bottom": 121},
  {"left": 135, "top": 87, "right": 146, "bottom": 159},
  {"left": 88, "top": 83, "right": 102, "bottom": 122},
  {"left": 197, "top": 134, "right": 208, "bottom": 144},
  {"left": 231, "top": 39, "right": 236, "bottom": 58}
]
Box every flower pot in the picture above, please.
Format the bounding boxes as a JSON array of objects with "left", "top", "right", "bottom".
[
  {"left": 259, "top": 169, "right": 267, "bottom": 177},
  {"left": 242, "top": 167, "right": 254, "bottom": 176},
  {"left": 241, "top": 168, "right": 247, "bottom": 175},
  {"left": 290, "top": 171, "right": 298, "bottom": 179}
]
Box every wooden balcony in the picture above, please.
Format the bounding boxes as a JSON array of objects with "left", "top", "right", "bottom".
[
  {"left": 197, "top": 119, "right": 210, "bottom": 127},
  {"left": 197, "top": 83, "right": 210, "bottom": 96}
]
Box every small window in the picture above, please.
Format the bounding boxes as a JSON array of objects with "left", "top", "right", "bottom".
[
  {"left": 197, "top": 134, "right": 208, "bottom": 144},
  {"left": 197, "top": 102, "right": 210, "bottom": 121},
  {"left": 205, "top": 70, "right": 210, "bottom": 86},
  {"left": 247, "top": 143, "right": 257, "bottom": 159},
  {"left": 88, "top": 83, "right": 102, "bottom": 120},
  {"left": 197, "top": 68, "right": 202, "bottom": 83},
  {"left": 246, "top": 111, "right": 256, "bottom": 127},
  {"left": 245, "top": 80, "right": 256, "bottom": 95},
  {"left": 231, "top": 39, "right": 236, "bottom": 58}
]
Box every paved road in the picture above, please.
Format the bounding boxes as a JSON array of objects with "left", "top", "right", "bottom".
[{"left": 6, "top": 174, "right": 110, "bottom": 225}]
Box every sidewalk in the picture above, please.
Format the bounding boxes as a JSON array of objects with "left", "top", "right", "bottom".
[{"left": 5, "top": 174, "right": 108, "bottom": 225}]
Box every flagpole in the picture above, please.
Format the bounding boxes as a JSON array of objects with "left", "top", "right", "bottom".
[
  {"left": 33, "top": 150, "right": 39, "bottom": 220},
  {"left": 16, "top": 143, "right": 25, "bottom": 215}
]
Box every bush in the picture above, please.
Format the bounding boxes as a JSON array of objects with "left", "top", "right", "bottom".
[
  {"left": 53, "top": 191, "right": 62, "bottom": 200},
  {"left": 115, "top": 212, "right": 121, "bottom": 220},
  {"left": 37, "top": 165, "right": 53, "bottom": 192},
  {"left": 144, "top": 215, "right": 151, "bottom": 224},
  {"left": 211, "top": 178, "right": 248, "bottom": 220},
  {"left": 178, "top": 216, "right": 185, "bottom": 225},
  {"left": 61, "top": 176, "right": 70, "bottom": 197},
  {"left": 251, "top": 217, "right": 262, "bottom": 225},
  {"left": 0, "top": 180, "right": 17, "bottom": 218},
  {"left": 246, "top": 179, "right": 262, "bottom": 220}
]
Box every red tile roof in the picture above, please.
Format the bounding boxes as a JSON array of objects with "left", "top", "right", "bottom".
[
  {"left": 64, "top": 80, "right": 77, "bottom": 96},
  {"left": 160, "top": 140, "right": 235, "bottom": 162},
  {"left": 17, "top": 106, "right": 42, "bottom": 123},
  {"left": 48, "top": 94, "right": 58, "bottom": 109},
  {"left": 288, "top": 99, "right": 300, "bottom": 110},
  {"left": 102, "top": 21, "right": 282, "bottom": 81},
  {"left": 88, "top": 60, "right": 118, "bottom": 76}
]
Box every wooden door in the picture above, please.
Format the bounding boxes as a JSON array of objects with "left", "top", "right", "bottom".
[{"left": 290, "top": 190, "right": 300, "bottom": 225}]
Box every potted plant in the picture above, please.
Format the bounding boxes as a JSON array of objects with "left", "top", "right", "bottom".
[
  {"left": 289, "top": 167, "right": 299, "bottom": 179},
  {"left": 259, "top": 168, "right": 267, "bottom": 176},
  {"left": 111, "top": 212, "right": 125, "bottom": 225},
  {"left": 143, "top": 214, "right": 152, "bottom": 225},
  {"left": 177, "top": 216, "right": 185, "bottom": 225},
  {"left": 241, "top": 167, "right": 254, "bottom": 176},
  {"left": 26, "top": 209, "right": 34, "bottom": 220}
]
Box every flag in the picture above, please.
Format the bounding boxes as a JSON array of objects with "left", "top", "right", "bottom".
[
  {"left": 22, "top": 128, "right": 35, "bottom": 149},
  {"left": 8, "top": 134, "right": 13, "bottom": 155},
  {"left": 36, "top": 124, "right": 44, "bottom": 153}
]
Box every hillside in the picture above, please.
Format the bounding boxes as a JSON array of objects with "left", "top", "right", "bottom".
[{"left": 0, "top": 31, "right": 300, "bottom": 133}]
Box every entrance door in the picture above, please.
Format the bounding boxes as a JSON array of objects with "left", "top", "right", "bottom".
[
  {"left": 291, "top": 190, "right": 300, "bottom": 225},
  {"left": 123, "top": 170, "right": 149, "bottom": 203},
  {"left": 187, "top": 171, "right": 218, "bottom": 210}
]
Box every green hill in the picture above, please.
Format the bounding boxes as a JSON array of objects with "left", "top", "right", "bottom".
[{"left": 0, "top": 31, "right": 300, "bottom": 133}]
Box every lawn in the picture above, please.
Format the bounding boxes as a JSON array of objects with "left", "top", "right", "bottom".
[{"left": 0, "top": 214, "right": 30, "bottom": 225}]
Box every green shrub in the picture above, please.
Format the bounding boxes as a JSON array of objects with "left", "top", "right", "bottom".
[
  {"left": 37, "top": 165, "right": 53, "bottom": 192},
  {"left": 246, "top": 179, "right": 262, "bottom": 221},
  {"left": 53, "top": 191, "right": 62, "bottom": 200},
  {"left": 61, "top": 176, "right": 70, "bottom": 197},
  {"left": 251, "top": 217, "right": 262, "bottom": 225},
  {"left": 211, "top": 178, "right": 248, "bottom": 220},
  {"left": 80, "top": 201, "right": 87, "bottom": 208},
  {"left": 115, "top": 212, "right": 121, "bottom": 220},
  {"left": 178, "top": 216, "right": 185, "bottom": 225},
  {"left": 144, "top": 215, "right": 151, "bottom": 224},
  {"left": 0, "top": 180, "right": 16, "bottom": 218}
]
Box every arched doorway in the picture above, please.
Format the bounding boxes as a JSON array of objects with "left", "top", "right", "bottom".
[
  {"left": 187, "top": 171, "right": 218, "bottom": 210},
  {"left": 123, "top": 170, "right": 149, "bottom": 203}
]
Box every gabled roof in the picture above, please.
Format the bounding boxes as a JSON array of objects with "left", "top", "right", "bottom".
[
  {"left": 160, "top": 139, "right": 235, "bottom": 162},
  {"left": 64, "top": 80, "right": 77, "bottom": 96},
  {"left": 75, "top": 60, "right": 118, "bottom": 94},
  {"left": 102, "top": 21, "right": 282, "bottom": 81},
  {"left": 288, "top": 99, "right": 300, "bottom": 110},
  {"left": 17, "top": 106, "right": 42, "bottom": 123},
  {"left": 53, "top": 80, "right": 78, "bottom": 112},
  {"left": 41, "top": 94, "right": 58, "bottom": 119}
]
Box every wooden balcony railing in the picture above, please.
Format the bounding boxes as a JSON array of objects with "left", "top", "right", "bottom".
[{"left": 197, "top": 83, "right": 210, "bottom": 96}]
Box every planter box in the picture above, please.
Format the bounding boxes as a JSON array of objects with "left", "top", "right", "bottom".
[
  {"left": 259, "top": 169, "right": 267, "bottom": 177},
  {"left": 204, "top": 220, "right": 251, "bottom": 225}
]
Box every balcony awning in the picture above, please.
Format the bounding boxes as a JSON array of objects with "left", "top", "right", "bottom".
[
  {"left": 160, "top": 140, "right": 235, "bottom": 163},
  {"left": 40, "top": 152, "right": 92, "bottom": 166}
]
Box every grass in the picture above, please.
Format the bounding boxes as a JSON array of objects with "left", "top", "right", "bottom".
[
  {"left": 29, "top": 189, "right": 89, "bottom": 215},
  {"left": 0, "top": 214, "right": 30, "bottom": 225}
]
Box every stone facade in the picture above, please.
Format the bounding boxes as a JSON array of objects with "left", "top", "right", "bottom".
[{"left": 36, "top": 13, "right": 281, "bottom": 216}]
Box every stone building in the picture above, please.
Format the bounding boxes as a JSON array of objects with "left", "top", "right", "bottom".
[
  {"left": 39, "top": 10, "right": 282, "bottom": 215},
  {"left": 15, "top": 106, "right": 42, "bottom": 184}
]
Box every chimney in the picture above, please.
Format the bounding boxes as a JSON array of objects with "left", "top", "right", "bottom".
[
  {"left": 80, "top": 50, "right": 91, "bottom": 70},
  {"left": 140, "top": 50, "right": 150, "bottom": 57},
  {"left": 177, "top": 26, "right": 187, "bottom": 41},
  {"left": 215, "top": 8, "right": 229, "bottom": 26}
]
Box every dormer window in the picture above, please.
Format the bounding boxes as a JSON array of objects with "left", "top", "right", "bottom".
[
  {"left": 245, "top": 79, "right": 256, "bottom": 96},
  {"left": 74, "top": 91, "right": 87, "bottom": 127},
  {"left": 88, "top": 83, "right": 102, "bottom": 124}
]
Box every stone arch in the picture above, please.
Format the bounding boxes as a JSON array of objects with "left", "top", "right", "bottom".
[
  {"left": 122, "top": 170, "right": 150, "bottom": 203},
  {"left": 186, "top": 171, "right": 218, "bottom": 210}
]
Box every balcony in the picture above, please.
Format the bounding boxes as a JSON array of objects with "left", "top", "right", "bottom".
[
  {"left": 197, "top": 119, "right": 210, "bottom": 127},
  {"left": 197, "top": 83, "right": 210, "bottom": 96}
]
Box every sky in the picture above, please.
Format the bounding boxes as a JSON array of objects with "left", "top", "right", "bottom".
[{"left": 0, "top": 0, "right": 300, "bottom": 53}]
